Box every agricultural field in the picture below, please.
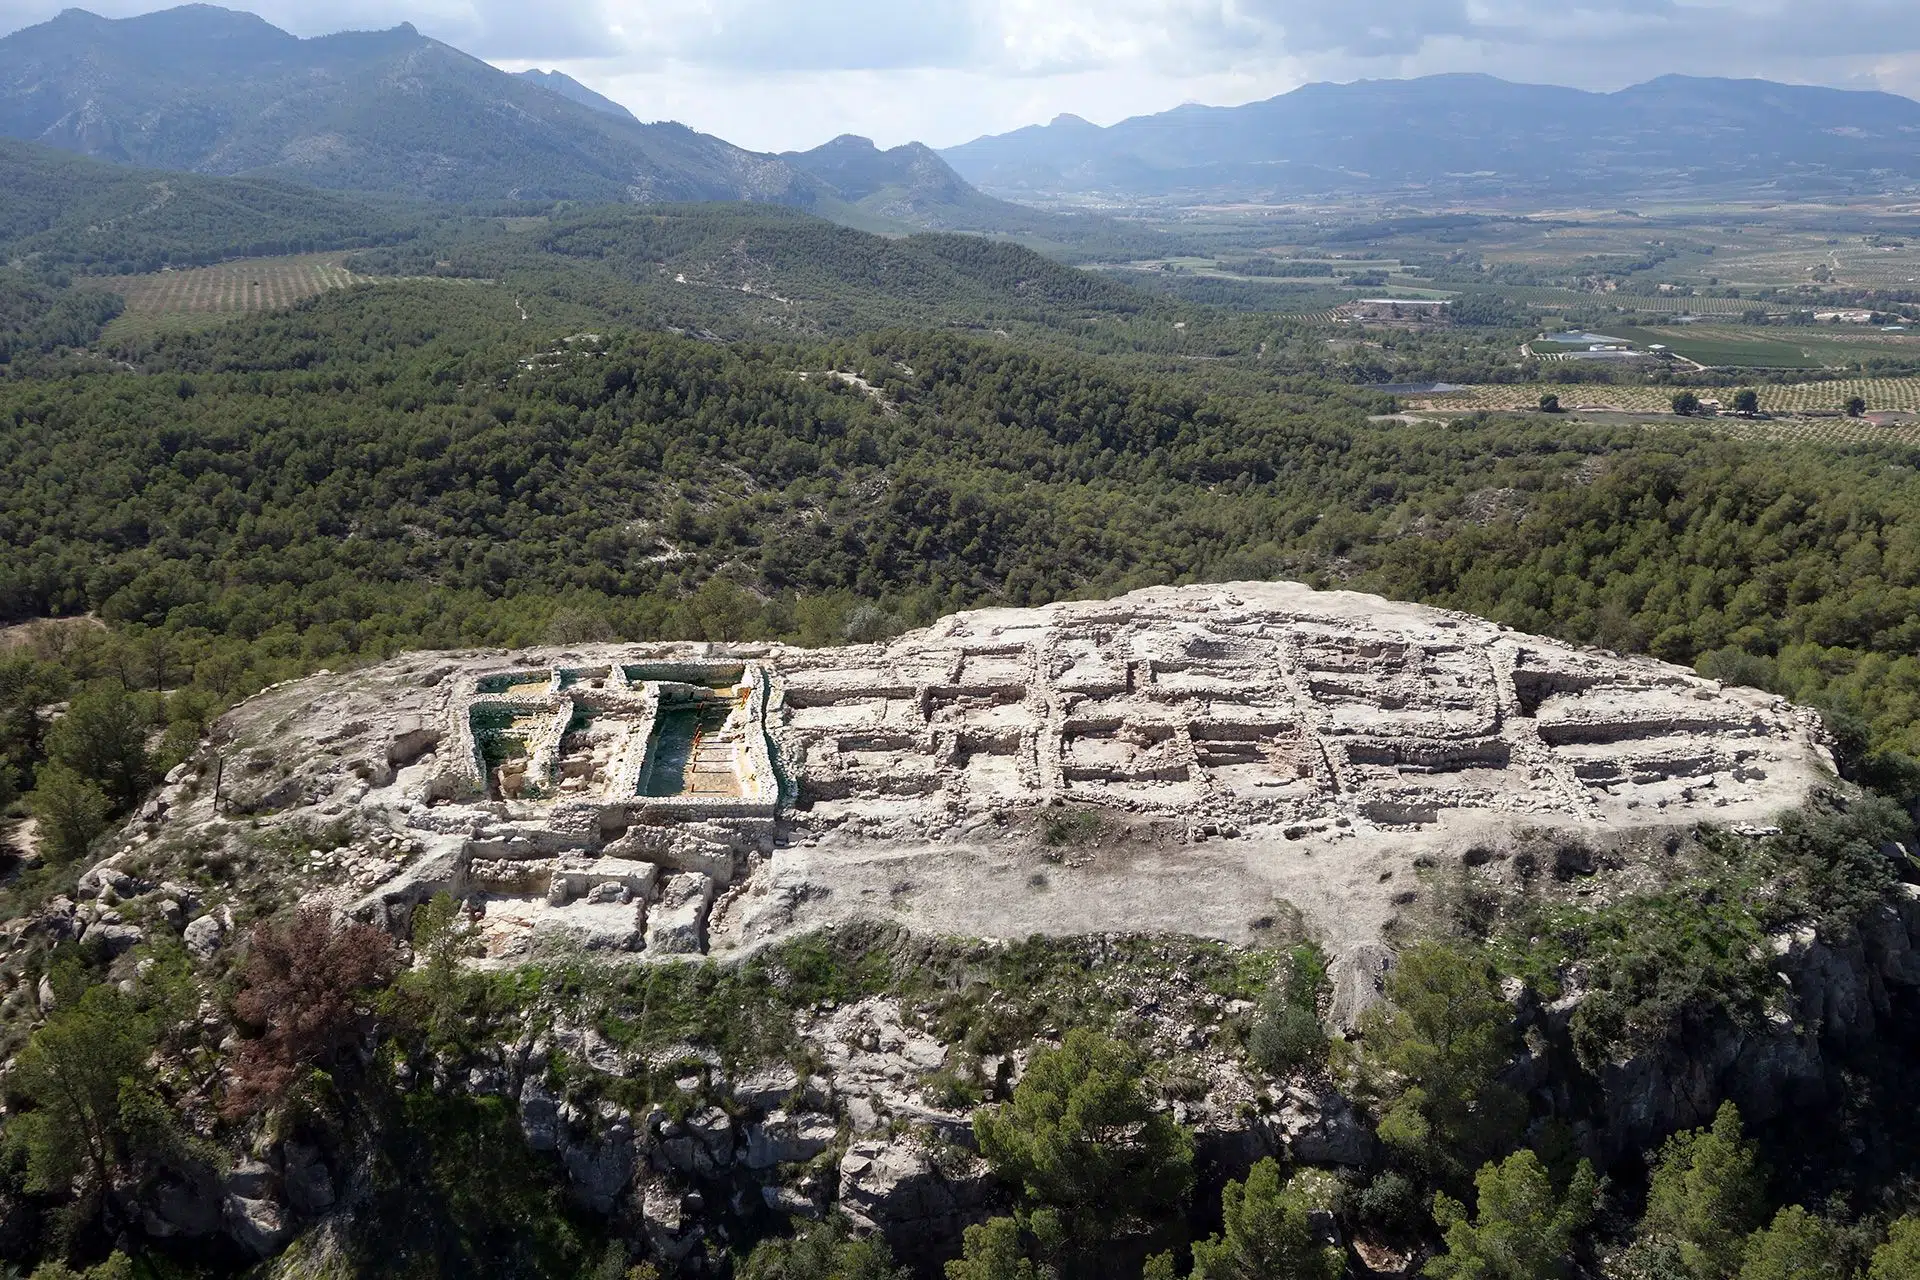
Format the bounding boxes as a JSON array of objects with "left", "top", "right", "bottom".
[
  {"left": 1405, "top": 376, "right": 1920, "bottom": 438},
  {"left": 1457, "top": 284, "right": 1789, "bottom": 316},
  {"left": 96, "top": 252, "right": 374, "bottom": 341},
  {"left": 1606, "top": 324, "right": 1825, "bottom": 368},
  {"left": 1605, "top": 322, "right": 1920, "bottom": 369},
  {"left": 1689, "top": 234, "right": 1920, "bottom": 291}
]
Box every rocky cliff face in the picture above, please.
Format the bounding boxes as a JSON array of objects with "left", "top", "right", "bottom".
[
  {"left": 1559, "top": 884, "right": 1920, "bottom": 1161},
  {"left": 95, "top": 875, "right": 1918, "bottom": 1275}
]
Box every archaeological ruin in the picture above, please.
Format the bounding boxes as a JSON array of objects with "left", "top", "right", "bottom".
[{"left": 149, "top": 582, "right": 1831, "bottom": 962}]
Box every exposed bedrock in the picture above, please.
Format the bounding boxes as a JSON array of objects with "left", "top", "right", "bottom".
[{"left": 1564, "top": 885, "right": 1920, "bottom": 1160}]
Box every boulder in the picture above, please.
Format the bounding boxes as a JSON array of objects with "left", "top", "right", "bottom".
[
  {"left": 686, "top": 1106, "right": 735, "bottom": 1161},
  {"left": 223, "top": 1158, "right": 278, "bottom": 1200},
  {"left": 639, "top": 1178, "right": 703, "bottom": 1266},
  {"left": 520, "top": 1078, "right": 561, "bottom": 1153},
  {"left": 1328, "top": 942, "right": 1394, "bottom": 1034},
  {"left": 183, "top": 912, "right": 228, "bottom": 960},
  {"left": 1272, "top": 1087, "right": 1375, "bottom": 1166},
  {"left": 733, "top": 1063, "right": 801, "bottom": 1111},
  {"left": 77, "top": 862, "right": 143, "bottom": 900},
  {"left": 647, "top": 872, "right": 715, "bottom": 955},
  {"left": 656, "top": 1133, "right": 708, "bottom": 1179},
  {"left": 1777, "top": 928, "right": 1876, "bottom": 1047},
  {"left": 744, "top": 1110, "right": 838, "bottom": 1170},
  {"left": 140, "top": 1172, "right": 222, "bottom": 1240},
  {"left": 32, "top": 896, "right": 82, "bottom": 942},
  {"left": 228, "top": 771, "right": 305, "bottom": 816},
  {"left": 85, "top": 922, "right": 145, "bottom": 957},
  {"left": 388, "top": 717, "right": 443, "bottom": 768},
  {"left": 839, "top": 1139, "right": 992, "bottom": 1257},
  {"left": 224, "top": 1194, "right": 291, "bottom": 1257},
  {"left": 1863, "top": 898, "right": 1920, "bottom": 987},
  {"left": 762, "top": 1183, "right": 823, "bottom": 1218},
  {"left": 561, "top": 1116, "right": 639, "bottom": 1214}
]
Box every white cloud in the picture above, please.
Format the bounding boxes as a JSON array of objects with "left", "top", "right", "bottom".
[{"left": 6, "top": 0, "right": 1920, "bottom": 148}]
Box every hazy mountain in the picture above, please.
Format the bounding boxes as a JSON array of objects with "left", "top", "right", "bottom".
[
  {"left": 785, "top": 134, "right": 1072, "bottom": 231},
  {"left": 943, "top": 73, "right": 1920, "bottom": 201},
  {"left": 0, "top": 5, "right": 812, "bottom": 203},
  {"left": 515, "top": 68, "right": 637, "bottom": 123},
  {"left": 782, "top": 133, "right": 1174, "bottom": 258},
  {"left": 0, "top": 5, "right": 1157, "bottom": 253}
]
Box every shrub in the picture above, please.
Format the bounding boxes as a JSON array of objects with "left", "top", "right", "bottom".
[
  {"left": 1870, "top": 1217, "right": 1920, "bottom": 1280},
  {"left": 27, "top": 765, "right": 111, "bottom": 863},
  {"left": 1038, "top": 808, "right": 1108, "bottom": 849},
  {"left": 1248, "top": 943, "right": 1329, "bottom": 1076},
  {"left": 44, "top": 681, "right": 153, "bottom": 810},
  {"left": 1739, "top": 1206, "right": 1838, "bottom": 1280},
  {"left": 742, "top": 1216, "right": 909, "bottom": 1280},
  {"left": 3, "top": 985, "right": 155, "bottom": 1197},
  {"left": 226, "top": 907, "right": 399, "bottom": 1117},
  {"left": 1356, "top": 941, "right": 1525, "bottom": 1183},
  {"left": 946, "top": 1215, "right": 1049, "bottom": 1280},
  {"left": 1188, "top": 1158, "right": 1344, "bottom": 1280},
  {"left": 1356, "top": 1171, "right": 1427, "bottom": 1236}
]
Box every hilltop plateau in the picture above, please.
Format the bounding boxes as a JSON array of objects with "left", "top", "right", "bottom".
[{"left": 124, "top": 582, "right": 1830, "bottom": 965}]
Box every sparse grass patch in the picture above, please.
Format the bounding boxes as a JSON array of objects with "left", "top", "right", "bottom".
[{"left": 1038, "top": 807, "right": 1111, "bottom": 850}]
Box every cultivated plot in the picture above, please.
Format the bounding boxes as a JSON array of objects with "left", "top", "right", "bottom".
[
  {"left": 97, "top": 252, "right": 374, "bottom": 341},
  {"left": 1406, "top": 376, "right": 1920, "bottom": 444}
]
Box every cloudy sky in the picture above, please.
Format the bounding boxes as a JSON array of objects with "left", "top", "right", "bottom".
[{"left": 9, "top": 0, "right": 1920, "bottom": 150}]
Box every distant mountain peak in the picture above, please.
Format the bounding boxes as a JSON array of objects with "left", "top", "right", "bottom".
[
  {"left": 0, "top": 3, "right": 1047, "bottom": 233},
  {"left": 0, "top": 7, "right": 806, "bottom": 204},
  {"left": 942, "top": 71, "right": 1920, "bottom": 201},
  {"left": 1048, "top": 113, "right": 1094, "bottom": 128}
]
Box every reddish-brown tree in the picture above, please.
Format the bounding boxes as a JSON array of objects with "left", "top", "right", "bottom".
[{"left": 225, "top": 907, "right": 398, "bottom": 1117}]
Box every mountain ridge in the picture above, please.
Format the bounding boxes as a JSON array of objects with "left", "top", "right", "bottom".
[
  {"left": 941, "top": 72, "right": 1920, "bottom": 201},
  {"left": 0, "top": 5, "right": 1153, "bottom": 250},
  {"left": 515, "top": 68, "right": 638, "bottom": 123},
  {"left": 0, "top": 5, "right": 819, "bottom": 204}
]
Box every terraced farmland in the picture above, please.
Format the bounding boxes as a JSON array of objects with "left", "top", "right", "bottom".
[{"left": 98, "top": 253, "right": 373, "bottom": 341}]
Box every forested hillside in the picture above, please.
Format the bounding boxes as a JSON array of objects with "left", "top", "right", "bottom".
[
  {"left": 340, "top": 204, "right": 1160, "bottom": 339},
  {"left": 6, "top": 279, "right": 1920, "bottom": 782},
  {"left": 0, "top": 139, "right": 417, "bottom": 275},
  {"left": 7, "top": 260, "right": 1920, "bottom": 1276}
]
